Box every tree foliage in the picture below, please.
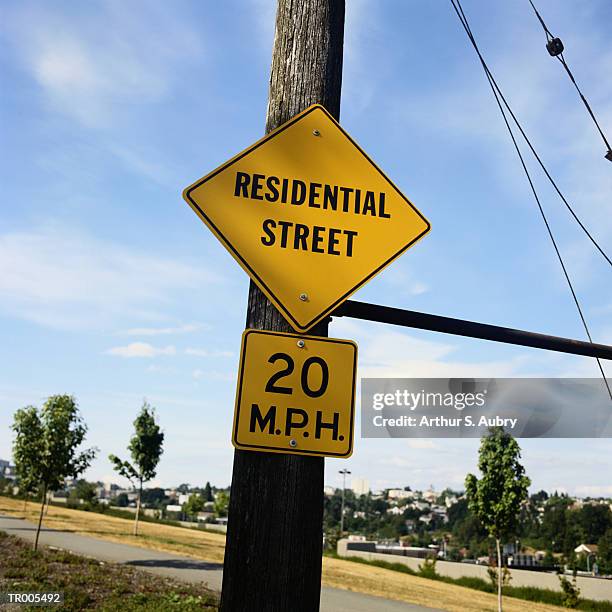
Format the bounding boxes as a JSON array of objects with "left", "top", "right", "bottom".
[
  {"left": 465, "top": 427, "right": 531, "bottom": 541},
  {"left": 214, "top": 490, "right": 229, "bottom": 518},
  {"left": 68, "top": 479, "right": 97, "bottom": 505},
  {"left": 108, "top": 401, "right": 164, "bottom": 535},
  {"left": 598, "top": 527, "right": 612, "bottom": 574},
  {"left": 11, "top": 395, "right": 97, "bottom": 549},
  {"left": 183, "top": 493, "right": 205, "bottom": 520},
  {"left": 465, "top": 427, "right": 530, "bottom": 612},
  {"left": 109, "top": 401, "right": 164, "bottom": 485},
  {"left": 11, "top": 406, "right": 44, "bottom": 498},
  {"left": 203, "top": 482, "right": 213, "bottom": 502}
]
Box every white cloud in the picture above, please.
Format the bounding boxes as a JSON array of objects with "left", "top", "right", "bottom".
[
  {"left": 4, "top": 2, "right": 203, "bottom": 128},
  {"left": 126, "top": 324, "right": 206, "bottom": 336},
  {"left": 332, "top": 319, "right": 528, "bottom": 379},
  {"left": 109, "top": 145, "right": 182, "bottom": 190},
  {"left": 106, "top": 343, "right": 176, "bottom": 358},
  {"left": 409, "top": 282, "right": 429, "bottom": 296},
  {"left": 0, "top": 226, "right": 216, "bottom": 330}
]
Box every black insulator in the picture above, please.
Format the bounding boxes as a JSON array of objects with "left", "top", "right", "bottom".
[{"left": 546, "top": 37, "right": 564, "bottom": 57}]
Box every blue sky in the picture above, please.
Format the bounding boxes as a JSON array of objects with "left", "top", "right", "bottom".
[{"left": 1, "top": 0, "right": 611, "bottom": 496}]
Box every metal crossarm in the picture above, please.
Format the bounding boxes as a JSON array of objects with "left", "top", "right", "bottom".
[{"left": 334, "top": 300, "right": 612, "bottom": 360}]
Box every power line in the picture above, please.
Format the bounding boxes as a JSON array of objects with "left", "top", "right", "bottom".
[
  {"left": 452, "top": 2, "right": 612, "bottom": 269},
  {"left": 449, "top": 0, "right": 611, "bottom": 401},
  {"left": 528, "top": 0, "right": 612, "bottom": 162}
]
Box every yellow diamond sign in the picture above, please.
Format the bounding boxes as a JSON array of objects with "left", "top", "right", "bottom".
[{"left": 183, "top": 105, "right": 430, "bottom": 332}]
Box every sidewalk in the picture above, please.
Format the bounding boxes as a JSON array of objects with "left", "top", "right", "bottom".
[{"left": 0, "top": 515, "right": 440, "bottom": 612}]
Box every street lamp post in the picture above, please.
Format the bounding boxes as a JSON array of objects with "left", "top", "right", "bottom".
[{"left": 339, "top": 469, "right": 351, "bottom": 534}]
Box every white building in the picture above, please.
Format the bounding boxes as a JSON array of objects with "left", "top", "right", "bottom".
[
  {"left": 387, "top": 489, "right": 412, "bottom": 500},
  {"left": 423, "top": 487, "right": 437, "bottom": 503},
  {"left": 445, "top": 495, "right": 459, "bottom": 508},
  {"left": 351, "top": 478, "right": 370, "bottom": 496}
]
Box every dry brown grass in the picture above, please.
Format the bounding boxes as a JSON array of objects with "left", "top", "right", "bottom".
[
  {"left": 0, "top": 496, "right": 564, "bottom": 611},
  {"left": 0, "top": 496, "right": 226, "bottom": 563},
  {"left": 322, "top": 556, "right": 564, "bottom": 612}
]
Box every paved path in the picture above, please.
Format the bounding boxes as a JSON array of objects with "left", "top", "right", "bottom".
[{"left": 0, "top": 515, "right": 441, "bottom": 612}]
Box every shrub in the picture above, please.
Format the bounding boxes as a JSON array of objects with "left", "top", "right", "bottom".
[
  {"left": 559, "top": 574, "right": 580, "bottom": 608},
  {"left": 418, "top": 557, "right": 438, "bottom": 579}
]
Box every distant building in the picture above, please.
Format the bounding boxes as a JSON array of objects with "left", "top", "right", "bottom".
[
  {"left": 423, "top": 487, "right": 437, "bottom": 503},
  {"left": 351, "top": 478, "right": 370, "bottom": 496},
  {"left": 575, "top": 544, "right": 598, "bottom": 555},
  {"left": 387, "top": 489, "right": 412, "bottom": 500},
  {"left": 508, "top": 554, "right": 538, "bottom": 568},
  {"left": 323, "top": 485, "right": 335, "bottom": 496},
  {"left": 445, "top": 495, "right": 458, "bottom": 508},
  {"left": 0, "top": 459, "right": 16, "bottom": 481}
]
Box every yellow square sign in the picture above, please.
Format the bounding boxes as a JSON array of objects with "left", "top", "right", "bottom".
[
  {"left": 232, "top": 329, "right": 357, "bottom": 458},
  {"left": 183, "top": 105, "right": 430, "bottom": 332}
]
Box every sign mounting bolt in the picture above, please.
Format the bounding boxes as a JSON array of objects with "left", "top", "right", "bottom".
[
  {"left": 297, "top": 340, "right": 305, "bottom": 348},
  {"left": 312, "top": 129, "right": 321, "bottom": 137},
  {"left": 299, "top": 293, "right": 308, "bottom": 302},
  {"left": 289, "top": 439, "right": 297, "bottom": 448}
]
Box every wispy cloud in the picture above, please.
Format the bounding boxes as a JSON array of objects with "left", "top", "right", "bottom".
[
  {"left": 0, "top": 226, "right": 216, "bottom": 330},
  {"left": 185, "top": 348, "right": 233, "bottom": 358},
  {"left": 409, "top": 282, "right": 429, "bottom": 296},
  {"left": 106, "top": 343, "right": 176, "bottom": 358},
  {"left": 192, "top": 368, "right": 234, "bottom": 381},
  {"left": 331, "top": 318, "right": 547, "bottom": 379},
  {"left": 125, "top": 324, "right": 207, "bottom": 337},
  {"left": 3, "top": 1, "right": 203, "bottom": 128}
]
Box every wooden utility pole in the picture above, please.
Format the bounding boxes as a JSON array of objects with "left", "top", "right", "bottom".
[{"left": 220, "top": 2, "right": 345, "bottom": 611}]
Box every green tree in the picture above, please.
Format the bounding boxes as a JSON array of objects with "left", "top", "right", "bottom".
[
  {"left": 203, "top": 481, "right": 213, "bottom": 502},
  {"left": 540, "top": 496, "right": 572, "bottom": 552},
  {"left": 214, "top": 490, "right": 229, "bottom": 518},
  {"left": 598, "top": 527, "right": 612, "bottom": 574},
  {"left": 109, "top": 401, "right": 164, "bottom": 536},
  {"left": 465, "top": 427, "right": 531, "bottom": 612},
  {"left": 11, "top": 395, "right": 97, "bottom": 550},
  {"left": 140, "top": 487, "right": 167, "bottom": 508},
  {"left": 11, "top": 406, "right": 44, "bottom": 511},
  {"left": 183, "top": 493, "right": 205, "bottom": 521},
  {"left": 68, "top": 479, "right": 97, "bottom": 505},
  {"left": 114, "top": 492, "right": 129, "bottom": 507},
  {"left": 577, "top": 504, "right": 612, "bottom": 544}
]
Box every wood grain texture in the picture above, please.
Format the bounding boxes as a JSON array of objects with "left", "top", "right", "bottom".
[{"left": 220, "top": 1, "right": 345, "bottom": 611}]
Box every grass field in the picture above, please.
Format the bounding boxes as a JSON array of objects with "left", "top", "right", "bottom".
[
  {"left": 0, "top": 496, "right": 573, "bottom": 611},
  {"left": 0, "top": 530, "right": 218, "bottom": 611}
]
